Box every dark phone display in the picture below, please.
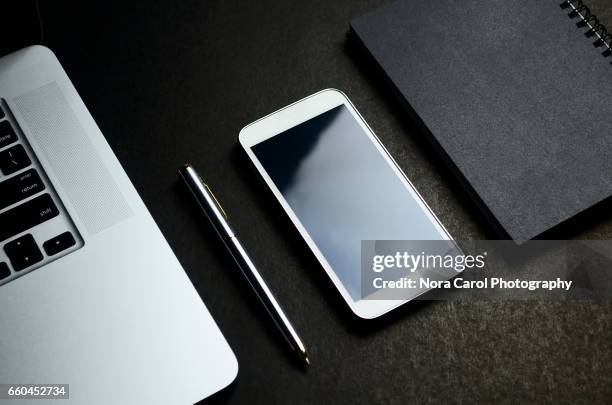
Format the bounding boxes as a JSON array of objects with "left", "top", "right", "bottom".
[{"left": 252, "top": 105, "right": 446, "bottom": 300}]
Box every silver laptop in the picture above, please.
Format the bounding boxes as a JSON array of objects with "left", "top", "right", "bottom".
[{"left": 0, "top": 46, "right": 238, "bottom": 404}]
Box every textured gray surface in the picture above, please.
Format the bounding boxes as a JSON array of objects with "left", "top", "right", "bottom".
[{"left": 36, "top": 0, "right": 612, "bottom": 403}]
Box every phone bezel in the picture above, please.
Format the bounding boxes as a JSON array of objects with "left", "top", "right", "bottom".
[{"left": 239, "top": 89, "right": 454, "bottom": 319}]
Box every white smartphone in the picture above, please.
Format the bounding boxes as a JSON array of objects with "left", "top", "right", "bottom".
[{"left": 239, "top": 89, "right": 454, "bottom": 319}]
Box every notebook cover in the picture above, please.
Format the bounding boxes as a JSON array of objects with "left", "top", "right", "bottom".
[{"left": 350, "top": 0, "right": 612, "bottom": 241}]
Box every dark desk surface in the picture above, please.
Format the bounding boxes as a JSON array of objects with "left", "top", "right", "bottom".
[{"left": 40, "top": 1, "right": 611, "bottom": 403}]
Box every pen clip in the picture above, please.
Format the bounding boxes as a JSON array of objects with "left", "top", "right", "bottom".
[{"left": 204, "top": 183, "right": 229, "bottom": 219}]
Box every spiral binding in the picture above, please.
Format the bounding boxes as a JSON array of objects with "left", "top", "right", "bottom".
[{"left": 560, "top": 0, "right": 612, "bottom": 62}]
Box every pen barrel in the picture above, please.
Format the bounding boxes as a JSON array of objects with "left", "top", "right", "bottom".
[
  {"left": 224, "top": 236, "right": 308, "bottom": 358},
  {"left": 179, "top": 164, "right": 308, "bottom": 363},
  {"left": 179, "top": 165, "right": 234, "bottom": 238}
]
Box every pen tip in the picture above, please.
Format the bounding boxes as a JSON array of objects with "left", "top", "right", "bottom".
[{"left": 305, "top": 356, "right": 310, "bottom": 366}]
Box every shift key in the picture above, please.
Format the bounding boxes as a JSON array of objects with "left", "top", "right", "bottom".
[
  {"left": 0, "top": 194, "right": 59, "bottom": 242},
  {"left": 0, "top": 120, "right": 17, "bottom": 148},
  {"left": 0, "top": 169, "right": 46, "bottom": 210}
]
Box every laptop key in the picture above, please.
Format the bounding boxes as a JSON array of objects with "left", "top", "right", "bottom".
[
  {"left": 0, "top": 120, "right": 17, "bottom": 148},
  {"left": 43, "top": 232, "right": 76, "bottom": 256},
  {"left": 0, "top": 262, "right": 10, "bottom": 280},
  {"left": 0, "top": 169, "right": 45, "bottom": 210},
  {"left": 4, "top": 234, "right": 43, "bottom": 271},
  {"left": 0, "top": 194, "right": 59, "bottom": 242},
  {"left": 0, "top": 144, "right": 31, "bottom": 175}
]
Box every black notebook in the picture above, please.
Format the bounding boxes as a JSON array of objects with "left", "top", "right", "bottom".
[{"left": 350, "top": 0, "right": 612, "bottom": 241}]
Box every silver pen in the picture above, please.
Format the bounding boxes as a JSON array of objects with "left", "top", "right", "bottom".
[{"left": 178, "top": 164, "right": 310, "bottom": 366}]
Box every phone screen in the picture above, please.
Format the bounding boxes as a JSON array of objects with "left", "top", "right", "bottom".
[{"left": 252, "top": 104, "right": 448, "bottom": 300}]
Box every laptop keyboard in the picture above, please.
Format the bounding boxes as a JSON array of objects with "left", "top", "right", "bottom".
[{"left": 0, "top": 101, "right": 82, "bottom": 286}]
